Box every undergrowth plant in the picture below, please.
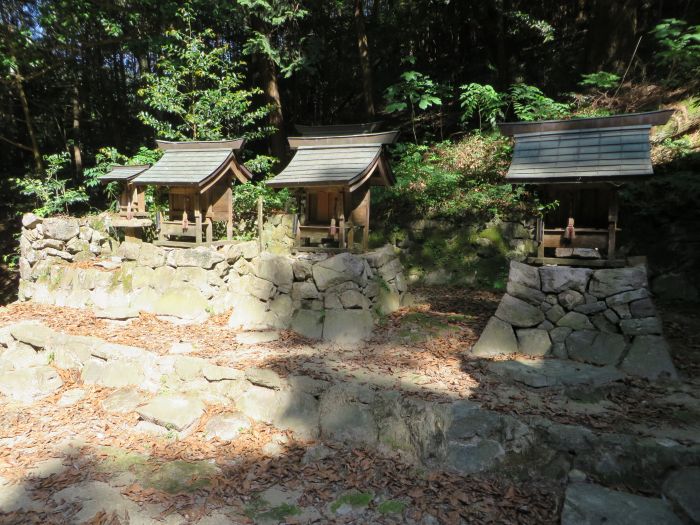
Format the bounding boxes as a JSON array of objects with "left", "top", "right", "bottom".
[
  {"left": 384, "top": 65, "right": 443, "bottom": 142},
  {"left": 12, "top": 153, "right": 88, "bottom": 217}
]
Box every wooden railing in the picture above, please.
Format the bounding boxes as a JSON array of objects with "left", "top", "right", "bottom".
[
  {"left": 294, "top": 218, "right": 366, "bottom": 252},
  {"left": 157, "top": 213, "right": 213, "bottom": 244}
]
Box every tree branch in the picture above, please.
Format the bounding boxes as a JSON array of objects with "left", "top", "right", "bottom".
[{"left": 0, "top": 134, "right": 33, "bottom": 152}]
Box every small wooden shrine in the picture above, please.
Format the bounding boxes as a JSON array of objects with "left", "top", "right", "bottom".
[
  {"left": 99, "top": 164, "right": 150, "bottom": 219},
  {"left": 98, "top": 164, "right": 152, "bottom": 241},
  {"left": 133, "top": 140, "right": 251, "bottom": 246},
  {"left": 499, "top": 110, "right": 673, "bottom": 267},
  {"left": 267, "top": 125, "right": 398, "bottom": 252}
]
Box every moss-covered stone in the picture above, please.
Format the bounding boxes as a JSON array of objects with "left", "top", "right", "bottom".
[
  {"left": 330, "top": 490, "right": 374, "bottom": 513},
  {"left": 377, "top": 499, "right": 407, "bottom": 515}
]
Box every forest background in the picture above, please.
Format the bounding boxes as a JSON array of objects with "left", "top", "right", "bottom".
[{"left": 1, "top": 0, "right": 699, "bottom": 293}]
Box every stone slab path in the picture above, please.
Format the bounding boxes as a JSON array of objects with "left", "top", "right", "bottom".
[{"left": 0, "top": 288, "right": 698, "bottom": 524}]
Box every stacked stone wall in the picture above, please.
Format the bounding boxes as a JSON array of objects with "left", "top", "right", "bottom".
[
  {"left": 18, "top": 214, "right": 409, "bottom": 343},
  {"left": 473, "top": 260, "right": 678, "bottom": 381}
]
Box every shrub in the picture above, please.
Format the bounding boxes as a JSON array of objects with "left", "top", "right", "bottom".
[{"left": 373, "top": 134, "right": 537, "bottom": 224}]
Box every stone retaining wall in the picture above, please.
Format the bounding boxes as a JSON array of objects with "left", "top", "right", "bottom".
[
  {"left": 473, "top": 260, "right": 678, "bottom": 381},
  {"left": 17, "top": 214, "right": 410, "bottom": 343},
  {"left": 1, "top": 319, "right": 697, "bottom": 491}
]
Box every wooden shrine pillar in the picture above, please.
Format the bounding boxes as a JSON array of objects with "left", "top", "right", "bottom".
[
  {"left": 607, "top": 188, "right": 619, "bottom": 260},
  {"left": 226, "top": 182, "right": 233, "bottom": 240},
  {"left": 362, "top": 188, "right": 370, "bottom": 252},
  {"left": 536, "top": 216, "right": 545, "bottom": 258},
  {"left": 338, "top": 192, "right": 346, "bottom": 249},
  {"left": 194, "top": 193, "right": 202, "bottom": 244}
]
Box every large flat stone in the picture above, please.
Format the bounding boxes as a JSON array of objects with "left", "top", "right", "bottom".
[
  {"left": 446, "top": 438, "right": 505, "bottom": 474},
  {"left": 566, "top": 330, "right": 627, "bottom": 366},
  {"left": 488, "top": 358, "right": 623, "bottom": 388},
  {"left": 169, "top": 247, "right": 224, "bottom": 269},
  {"left": 0, "top": 366, "right": 63, "bottom": 403},
  {"left": 562, "top": 482, "right": 682, "bottom": 525},
  {"left": 619, "top": 317, "right": 663, "bottom": 336},
  {"left": 619, "top": 335, "right": 678, "bottom": 381},
  {"left": 204, "top": 412, "right": 252, "bottom": 442},
  {"left": 319, "top": 385, "right": 377, "bottom": 445},
  {"left": 509, "top": 260, "right": 540, "bottom": 289},
  {"left": 81, "top": 360, "right": 145, "bottom": 388},
  {"left": 494, "top": 294, "right": 545, "bottom": 328},
  {"left": 472, "top": 317, "right": 518, "bottom": 357},
  {"left": 516, "top": 328, "right": 551, "bottom": 357},
  {"left": 9, "top": 321, "right": 56, "bottom": 348},
  {"left": 539, "top": 266, "right": 592, "bottom": 293},
  {"left": 43, "top": 218, "right": 79, "bottom": 241},
  {"left": 52, "top": 480, "right": 161, "bottom": 524},
  {"left": 136, "top": 243, "right": 165, "bottom": 267},
  {"left": 323, "top": 309, "right": 373, "bottom": 344},
  {"left": 101, "top": 388, "right": 146, "bottom": 413},
  {"left": 255, "top": 253, "right": 294, "bottom": 292},
  {"left": 506, "top": 281, "right": 545, "bottom": 306},
  {"left": 663, "top": 467, "right": 700, "bottom": 523},
  {"left": 312, "top": 252, "right": 366, "bottom": 291},
  {"left": 137, "top": 395, "right": 205, "bottom": 432},
  {"left": 153, "top": 284, "right": 209, "bottom": 320},
  {"left": 589, "top": 267, "right": 648, "bottom": 298},
  {"left": 557, "top": 311, "right": 594, "bottom": 330},
  {"left": 290, "top": 309, "right": 324, "bottom": 340},
  {"left": 227, "top": 294, "right": 269, "bottom": 330},
  {"left": 237, "top": 385, "right": 320, "bottom": 439}
]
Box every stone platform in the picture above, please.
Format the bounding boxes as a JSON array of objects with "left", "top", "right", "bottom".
[
  {"left": 472, "top": 260, "right": 677, "bottom": 382},
  {"left": 17, "top": 214, "right": 411, "bottom": 344}
]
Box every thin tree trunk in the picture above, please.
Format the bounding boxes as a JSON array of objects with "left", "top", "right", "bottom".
[
  {"left": 354, "top": 0, "right": 375, "bottom": 118},
  {"left": 11, "top": 69, "right": 42, "bottom": 172},
  {"left": 71, "top": 82, "right": 83, "bottom": 175}
]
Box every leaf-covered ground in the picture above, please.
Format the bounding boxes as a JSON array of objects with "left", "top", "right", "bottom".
[{"left": 0, "top": 289, "right": 698, "bottom": 524}]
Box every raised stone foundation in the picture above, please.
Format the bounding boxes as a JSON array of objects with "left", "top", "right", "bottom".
[
  {"left": 17, "top": 214, "right": 410, "bottom": 343},
  {"left": 472, "top": 260, "right": 678, "bottom": 381}
]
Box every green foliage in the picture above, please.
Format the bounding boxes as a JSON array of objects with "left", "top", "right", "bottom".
[
  {"left": 83, "top": 147, "right": 163, "bottom": 211},
  {"left": 510, "top": 84, "right": 571, "bottom": 121},
  {"left": 138, "top": 5, "right": 271, "bottom": 141},
  {"left": 651, "top": 18, "right": 700, "bottom": 85},
  {"left": 238, "top": 0, "right": 309, "bottom": 77},
  {"left": 459, "top": 83, "right": 506, "bottom": 130},
  {"left": 384, "top": 69, "right": 442, "bottom": 142},
  {"left": 232, "top": 156, "right": 292, "bottom": 238},
  {"left": 579, "top": 71, "right": 621, "bottom": 91},
  {"left": 374, "top": 135, "right": 534, "bottom": 223},
  {"left": 508, "top": 11, "right": 555, "bottom": 43},
  {"left": 12, "top": 153, "right": 88, "bottom": 217}
]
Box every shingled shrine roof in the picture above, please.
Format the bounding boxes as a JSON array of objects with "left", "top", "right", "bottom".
[
  {"left": 266, "top": 129, "right": 399, "bottom": 190},
  {"left": 133, "top": 139, "right": 250, "bottom": 187},
  {"left": 98, "top": 164, "right": 150, "bottom": 182},
  {"left": 499, "top": 110, "right": 673, "bottom": 183}
]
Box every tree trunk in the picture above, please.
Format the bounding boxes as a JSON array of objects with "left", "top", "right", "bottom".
[
  {"left": 585, "top": 0, "right": 639, "bottom": 73},
  {"left": 254, "top": 49, "right": 287, "bottom": 162},
  {"left": 11, "top": 69, "right": 42, "bottom": 172},
  {"left": 71, "top": 82, "right": 83, "bottom": 176},
  {"left": 354, "top": 0, "right": 375, "bottom": 118}
]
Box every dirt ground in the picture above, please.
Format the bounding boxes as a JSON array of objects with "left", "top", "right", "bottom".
[{"left": 0, "top": 288, "right": 698, "bottom": 524}]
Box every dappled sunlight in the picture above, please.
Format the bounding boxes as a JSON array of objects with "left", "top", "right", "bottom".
[{"left": 0, "top": 354, "right": 559, "bottom": 524}]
